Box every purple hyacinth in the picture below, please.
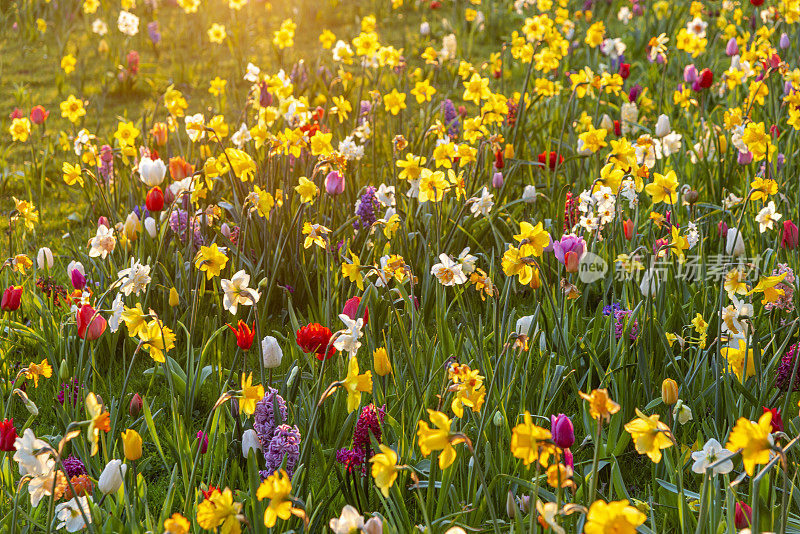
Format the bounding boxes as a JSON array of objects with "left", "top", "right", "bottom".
[
  {"left": 614, "top": 310, "right": 639, "bottom": 341},
  {"left": 358, "top": 100, "right": 372, "bottom": 124},
  {"left": 253, "top": 388, "right": 287, "bottom": 449},
  {"left": 602, "top": 302, "right": 623, "bottom": 316},
  {"left": 264, "top": 424, "right": 301, "bottom": 478},
  {"left": 442, "top": 99, "right": 459, "bottom": 138},
  {"left": 147, "top": 21, "right": 161, "bottom": 45},
  {"left": 62, "top": 456, "right": 87, "bottom": 478},
  {"left": 354, "top": 187, "right": 380, "bottom": 229},
  {"left": 57, "top": 379, "right": 83, "bottom": 406},
  {"left": 777, "top": 342, "right": 800, "bottom": 391}
]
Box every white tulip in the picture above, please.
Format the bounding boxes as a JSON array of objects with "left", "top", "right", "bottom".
[
  {"left": 138, "top": 156, "right": 166, "bottom": 187},
  {"left": 515, "top": 315, "right": 534, "bottom": 336},
  {"left": 420, "top": 22, "right": 430, "bottom": 35},
  {"left": 522, "top": 184, "right": 537, "bottom": 203},
  {"left": 725, "top": 227, "right": 746, "bottom": 257},
  {"left": 639, "top": 267, "right": 661, "bottom": 297},
  {"left": 655, "top": 114, "right": 671, "bottom": 137},
  {"left": 241, "top": 429, "right": 261, "bottom": 458},
  {"left": 37, "top": 247, "right": 53, "bottom": 270},
  {"left": 144, "top": 217, "right": 157, "bottom": 238},
  {"left": 261, "top": 336, "right": 283, "bottom": 369},
  {"left": 98, "top": 459, "right": 127, "bottom": 495}
]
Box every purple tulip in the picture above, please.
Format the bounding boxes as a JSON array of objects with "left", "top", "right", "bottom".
[
  {"left": 780, "top": 33, "right": 790, "bottom": 49},
  {"left": 324, "top": 170, "right": 345, "bottom": 196},
  {"left": 683, "top": 64, "right": 698, "bottom": 84},
  {"left": 492, "top": 172, "right": 504, "bottom": 188},
  {"left": 726, "top": 38, "right": 739, "bottom": 56},
  {"left": 70, "top": 269, "right": 86, "bottom": 290},
  {"left": 550, "top": 414, "right": 575, "bottom": 449},
  {"left": 552, "top": 234, "right": 586, "bottom": 265},
  {"left": 738, "top": 151, "right": 753, "bottom": 165}
]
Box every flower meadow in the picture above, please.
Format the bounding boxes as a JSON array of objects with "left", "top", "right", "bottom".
[{"left": 3, "top": 0, "right": 800, "bottom": 532}]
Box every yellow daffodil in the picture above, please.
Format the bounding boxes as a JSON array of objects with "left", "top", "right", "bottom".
[
  {"left": 370, "top": 444, "right": 399, "bottom": 497},
  {"left": 624, "top": 408, "right": 673, "bottom": 463},
  {"left": 579, "top": 388, "right": 621, "bottom": 422},
  {"left": 510, "top": 411, "right": 553, "bottom": 466},
  {"left": 726, "top": 411, "right": 773, "bottom": 476}
]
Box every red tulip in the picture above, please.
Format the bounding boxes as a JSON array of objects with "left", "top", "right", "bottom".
[
  {"left": 0, "top": 419, "right": 17, "bottom": 451},
  {"left": 750, "top": 0, "right": 764, "bottom": 5},
  {"left": 623, "top": 219, "right": 634, "bottom": 240},
  {"left": 146, "top": 186, "right": 165, "bottom": 212},
  {"left": 228, "top": 320, "right": 255, "bottom": 350},
  {"left": 1, "top": 286, "right": 22, "bottom": 311},
  {"left": 342, "top": 296, "right": 369, "bottom": 325},
  {"left": 734, "top": 502, "right": 752, "bottom": 529},
  {"left": 76, "top": 304, "right": 107, "bottom": 340},
  {"left": 697, "top": 68, "right": 714, "bottom": 89},
  {"left": 781, "top": 220, "right": 798, "bottom": 249},
  {"left": 762, "top": 406, "right": 784, "bottom": 433},
  {"left": 538, "top": 151, "right": 563, "bottom": 171},
  {"left": 613, "top": 120, "right": 621, "bottom": 136},
  {"left": 296, "top": 323, "right": 335, "bottom": 360},
  {"left": 618, "top": 63, "right": 630, "bottom": 80},
  {"left": 30, "top": 105, "right": 49, "bottom": 125},
  {"left": 129, "top": 393, "right": 143, "bottom": 419},
  {"left": 494, "top": 149, "right": 504, "bottom": 170}
]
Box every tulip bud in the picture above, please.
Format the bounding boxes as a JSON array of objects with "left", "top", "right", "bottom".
[
  {"left": 655, "top": 114, "right": 670, "bottom": 137},
  {"left": 564, "top": 251, "right": 580, "bottom": 273},
  {"left": 734, "top": 502, "right": 752, "bottom": 529},
  {"left": 144, "top": 216, "right": 157, "bottom": 238},
  {"left": 550, "top": 414, "right": 575, "bottom": 448},
  {"left": 493, "top": 411, "right": 504, "bottom": 426},
  {"left": 684, "top": 190, "right": 699, "bottom": 204},
  {"left": 781, "top": 220, "right": 798, "bottom": 249},
  {"left": 98, "top": 459, "right": 127, "bottom": 494},
  {"left": 683, "top": 64, "right": 698, "bottom": 83},
  {"left": 169, "top": 287, "right": 180, "bottom": 307},
  {"left": 506, "top": 491, "right": 517, "bottom": 519},
  {"left": 71, "top": 269, "right": 87, "bottom": 290},
  {"left": 780, "top": 33, "right": 790, "bottom": 49},
  {"left": 373, "top": 347, "right": 391, "bottom": 376},
  {"left": 14, "top": 389, "right": 38, "bottom": 416},
  {"left": 522, "top": 185, "right": 536, "bottom": 203},
  {"left": 145, "top": 186, "right": 164, "bottom": 212},
  {"left": 261, "top": 335, "right": 283, "bottom": 369},
  {"left": 287, "top": 365, "right": 299, "bottom": 387},
  {"left": 661, "top": 378, "right": 678, "bottom": 405},
  {"left": 718, "top": 221, "right": 728, "bottom": 238},
  {"left": 324, "top": 170, "right": 345, "bottom": 196},
  {"left": 726, "top": 37, "right": 739, "bottom": 56},
  {"left": 151, "top": 122, "right": 168, "bottom": 146},
  {"left": 492, "top": 172, "right": 504, "bottom": 188},
  {"left": 725, "top": 227, "right": 746, "bottom": 257},
  {"left": 242, "top": 429, "right": 261, "bottom": 458},
  {"left": 59, "top": 360, "right": 69, "bottom": 381},
  {"left": 623, "top": 219, "right": 634, "bottom": 240},
  {"left": 197, "top": 431, "right": 208, "bottom": 454},
  {"left": 121, "top": 429, "right": 142, "bottom": 461},
  {"left": 37, "top": 247, "right": 53, "bottom": 270},
  {"left": 129, "top": 393, "right": 143, "bottom": 419},
  {"left": 599, "top": 114, "right": 614, "bottom": 132}
]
